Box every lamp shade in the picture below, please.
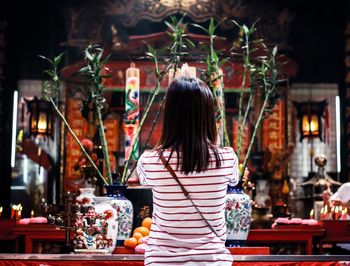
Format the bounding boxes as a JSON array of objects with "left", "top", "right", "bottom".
[
  {"left": 293, "top": 99, "right": 328, "bottom": 142},
  {"left": 25, "top": 96, "right": 54, "bottom": 139}
]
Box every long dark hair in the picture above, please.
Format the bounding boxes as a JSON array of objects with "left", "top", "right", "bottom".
[{"left": 158, "top": 76, "right": 221, "bottom": 174}]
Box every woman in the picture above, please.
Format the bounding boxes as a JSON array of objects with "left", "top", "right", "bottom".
[{"left": 137, "top": 76, "right": 239, "bottom": 265}]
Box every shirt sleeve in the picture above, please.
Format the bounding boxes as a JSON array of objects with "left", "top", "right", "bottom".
[
  {"left": 223, "top": 147, "right": 239, "bottom": 187},
  {"left": 330, "top": 184, "right": 345, "bottom": 202},
  {"left": 136, "top": 153, "right": 148, "bottom": 186}
]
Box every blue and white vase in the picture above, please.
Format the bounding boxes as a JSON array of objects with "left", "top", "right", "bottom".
[
  {"left": 104, "top": 185, "right": 134, "bottom": 245},
  {"left": 225, "top": 185, "right": 252, "bottom": 247}
]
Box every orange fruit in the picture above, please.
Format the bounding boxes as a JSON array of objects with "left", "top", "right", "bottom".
[
  {"left": 124, "top": 237, "right": 138, "bottom": 249},
  {"left": 132, "top": 232, "right": 143, "bottom": 241},
  {"left": 137, "top": 237, "right": 143, "bottom": 244},
  {"left": 134, "top": 226, "right": 150, "bottom": 237},
  {"left": 141, "top": 217, "right": 152, "bottom": 230}
]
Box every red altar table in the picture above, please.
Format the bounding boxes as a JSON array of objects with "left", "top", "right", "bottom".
[
  {"left": 13, "top": 224, "right": 327, "bottom": 255},
  {"left": 0, "top": 254, "right": 349, "bottom": 266},
  {"left": 13, "top": 224, "right": 270, "bottom": 255},
  {"left": 247, "top": 228, "right": 325, "bottom": 255}
]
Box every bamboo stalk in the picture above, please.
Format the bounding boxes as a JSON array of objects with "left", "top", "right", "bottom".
[
  {"left": 240, "top": 92, "right": 269, "bottom": 179},
  {"left": 49, "top": 97, "right": 107, "bottom": 185},
  {"left": 237, "top": 34, "right": 250, "bottom": 159},
  {"left": 96, "top": 108, "right": 112, "bottom": 184}
]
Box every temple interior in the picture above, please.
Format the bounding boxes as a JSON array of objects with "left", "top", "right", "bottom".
[{"left": 0, "top": 0, "right": 349, "bottom": 264}]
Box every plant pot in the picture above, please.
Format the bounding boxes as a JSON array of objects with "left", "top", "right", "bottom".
[{"left": 225, "top": 185, "right": 252, "bottom": 247}]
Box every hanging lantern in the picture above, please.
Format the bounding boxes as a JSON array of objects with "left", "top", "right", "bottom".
[
  {"left": 25, "top": 96, "right": 54, "bottom": 139},
  {"left": 293, "top": 100, "right": 328, "bottom": 142}
]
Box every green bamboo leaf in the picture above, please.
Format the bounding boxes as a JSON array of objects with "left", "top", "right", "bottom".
[
  {"left": 44, "top": 70, "right": 55, "bottom": 77},
  {"left": 219, "top": 57, "right": 230, "bottom": 67},
  {"left": 101, "top": 54, "right": 111, "bottom": 65},
  {"left": 209, "top": 18, "right": 215, "bottom": 36},
  {"left": 212, "top": 50, "right": 219, "bottom": 63},
  {"left": 85, "top": 49, "right": 94, "bottom": 61},
  {"left": 165, "top": 21, "right": 175, "bottom": 32},
  {"left": 242, "top": 25, "right": 249, "bottom": 34},
  {"left": 230, "top": 19, "right": 242, "bottom": 29},
  {"left": 54, "top": 52, "right": 65, "bottom": 66},
  {"left": 78, "top": 66, "right": 90, "bottom": 73},
  {"left": 184, "top": 38, "right": 195, "bottom": 48},
  {"left": 38, "top": 55, "right": 48, "bottom": 61},
  {"left": 272, "top": 46, "right": 278, "bottom": 56},
  {"left": 191, "top": 23, "right": 208, "bottom": 34}
]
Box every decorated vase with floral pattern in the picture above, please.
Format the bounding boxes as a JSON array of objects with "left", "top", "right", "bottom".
[
  {"left": 105, "top": 185, "right": 134, "bottom": 245},
  {"left": 74, "top": 196, "right": 118, "bottom": 254},
  {"left": 225, "top": 185, "right": 252, "bottom": 247}
]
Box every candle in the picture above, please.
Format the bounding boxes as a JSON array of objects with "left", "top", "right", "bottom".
[
  {"left": 341, "top": 209, "right": 347, "bottom": 220},
  {"left": 31, "top": 210, "right": 34, "bottom": 218},
  {"left": 335, "top": 206, "right": 340, "bottom": 220},
  {"left": 124, "top": 63, "right": 140, "bottom": 163},
  {"left": 324, "top": 205, "right": 329, "bottom": 220},
  {"left": 11, "top": 205, "right": 16, "bottom": 219},
  {"left": 0, "top": 206, "right": 2, "bottom": 219},
  {"left": 320, "top": 207, "right": 324, "bottom": 220},
  {"left": 342, "top": 208, "right": 348, "bottom": 220},
  {"left": 309, "top": 209, "right": 314, "bottom": 219},
  {"left": 17, "top": 210, "right": 21, "bottom": 220}
]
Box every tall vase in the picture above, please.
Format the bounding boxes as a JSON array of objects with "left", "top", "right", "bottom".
[
  {"left": 76, "top": 187, "right": 95, "bottom": 206},
  {"left": 104, "top": 185, "right": 134, "bottom": 245},
  {"left": 225, "top": 185, "right": 252, "bottom": 247}
]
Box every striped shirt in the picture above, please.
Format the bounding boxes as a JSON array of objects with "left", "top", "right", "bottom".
[{"left": 137, "top": 147, "right": 239, "bottom": 266}]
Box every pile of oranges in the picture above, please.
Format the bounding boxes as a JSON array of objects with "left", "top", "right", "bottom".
[{"left": 124, "top": 217, "right": 152, "bottom": 252}]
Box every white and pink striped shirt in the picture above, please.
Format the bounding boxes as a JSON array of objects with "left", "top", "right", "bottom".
[{"left": 137, "top": 146, "right": 239, "bottom": 266}]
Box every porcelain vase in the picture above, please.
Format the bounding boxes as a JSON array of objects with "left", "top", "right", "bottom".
[
  {"left": 75, "top": 187, "right": 95, "bottom": 206},
  {"left": 74, "top": 196, "right": 118, "bottom": 254},
  {"left": 225, "top": 185, "right": 252, "bottom": 247},
  {"left": 104, "top": 185, "right": 134, "bottom": 245}
]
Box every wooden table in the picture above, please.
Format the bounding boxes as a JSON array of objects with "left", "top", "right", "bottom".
[
  {"left": 247, "top": 228, "right": 325, "bottom": 255},
  {"left": 13, "top": 224, "right": 270, "bottom": 255},
  {"left": 319, "top": 220, "right": 350, "bottom": 253},
  {"left": 13, "top": 224, "right": 73, "bottom": 253},
  {"left": 0, "top": 254, "right": 349, "bottom": 266}
]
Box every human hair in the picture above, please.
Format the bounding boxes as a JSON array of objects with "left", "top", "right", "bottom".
[{"left": 158, "top": 76, "right": 221, "bottom": 174}]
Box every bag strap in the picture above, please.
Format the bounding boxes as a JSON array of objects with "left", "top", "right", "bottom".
[{"left": 158, "top": 151, "right": 221, "bottom": 239}]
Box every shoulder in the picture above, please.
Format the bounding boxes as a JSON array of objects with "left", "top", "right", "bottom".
[
  {"left": 139, "top": 149, "right": 159, "bottom": 162},
  {"left": 339, "top": 182, "right": 350, "bottom": 191},
  {"left": 217, "top": 146, "right": 237, "bottom": 158}
]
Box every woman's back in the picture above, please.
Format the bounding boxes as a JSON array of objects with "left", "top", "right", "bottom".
[{"left": 137, "top": 147, "right": 238, "bottom": 266}]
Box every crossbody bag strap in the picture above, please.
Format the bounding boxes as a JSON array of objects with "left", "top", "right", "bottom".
[{"left": 158, "top": 152, "right": 221, "bottom": 239}]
